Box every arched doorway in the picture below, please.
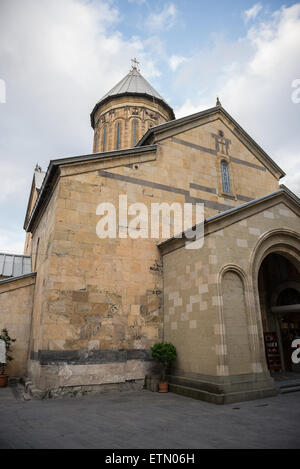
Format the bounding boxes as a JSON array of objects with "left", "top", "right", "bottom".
[{"left": 258, "top": 253, "right": 300, "bottom": 373}]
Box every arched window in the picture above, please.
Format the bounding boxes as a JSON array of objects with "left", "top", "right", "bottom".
[
  {"left": 133, "top": 120, "right": 138, "bottom": 146},
  {"left": 221, "top": 160, "right": 231, "bottom": 194},
  {"left": 102, "top": 127, "right": 107, "bottom": 152},
  {"left": 116, "top": 122, "right": 121, "bottom": 150}
]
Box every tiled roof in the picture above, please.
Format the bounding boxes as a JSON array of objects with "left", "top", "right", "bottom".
[
  {"left": 0, "top": 253, "right": 32, "bottom": 278},
  {"left": 98, "top": 68, "right": 166, "bottom": 104},
  {"left": 91, "top": 68, "right": 175, "bottom": 128}
]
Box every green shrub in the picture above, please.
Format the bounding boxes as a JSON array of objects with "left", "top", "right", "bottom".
[
  {"left": 151, "top": 342, "right": 177, "bottom": 381},
  {"left": 0, "top": 328, "right": 16, "bottom": 375}
]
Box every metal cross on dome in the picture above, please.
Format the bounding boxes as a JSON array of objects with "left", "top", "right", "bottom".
[{"left": 131, "top": 58, "right": 140, "bottom": 71}]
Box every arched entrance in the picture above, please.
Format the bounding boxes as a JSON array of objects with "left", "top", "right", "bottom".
[{"left": 258, "top": 253, "right": 300, "bottom": 373}]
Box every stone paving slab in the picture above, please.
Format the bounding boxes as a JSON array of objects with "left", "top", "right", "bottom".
[{"left": 0, "top": 388, "right": 300, "bottom": 449}]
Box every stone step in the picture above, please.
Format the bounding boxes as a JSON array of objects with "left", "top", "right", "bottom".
[
  {"left": 169, "top": 382, "right": 279, "bottom": 405},
  {"left": 279, "top": 385, "right": 300, "bottom": 394},
  {"left": 169, "top": 382, "right": 224, "bottom": 404}
]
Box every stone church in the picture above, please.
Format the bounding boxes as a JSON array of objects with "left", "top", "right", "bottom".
[{"left": 1, "top": 64, "right": 300, "bottom": 403}]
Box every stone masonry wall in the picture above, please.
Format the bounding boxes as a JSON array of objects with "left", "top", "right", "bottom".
[
  {"left": 93, "top": 95, "right": 172, "bottom": 153},
  {"left": 0, "top": 275, "right": 36, "bottom": 377},
  {"left": 27, "top": 182, "right": 60, "bottom": 385},
  {"left": 162, "top": 201, "right": 300, "bottom": 380},
  {"left": 27, "top": 115, "right": 282, "bottom": 389}
]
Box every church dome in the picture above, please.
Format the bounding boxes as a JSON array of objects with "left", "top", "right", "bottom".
[
  {"left": 91, "top": 67, "right": 175, "bottom": 129},
  {"left": 90, "top": 63, "right": 175, "bottom": 153}
]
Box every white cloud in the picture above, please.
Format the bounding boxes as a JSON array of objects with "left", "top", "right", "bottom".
[
  {"left": 128, "top": 0, "right": 146, "bottom": 4},
  {"left": 1, "top": 0, "right": 299, "bottom": 257},
  {"left": 0, "top": 228, "right": 25, "bottom": 255},
  {"left": 174, "top": 4, "right": 300, "bottom": 196},
  {"left": 0, "top": 164, "right": 27, "bottom": 204},
  {"left": 278, "top": 149, "right": 300, "bottom": 196},
  {"left": 0, "top": 0, "right": 161, "bottom": 253},
  {"left": 175, "top": 98, "right": 211, "bottom": 118},
  {"left": 220, "top": 4, "right": 300, "bottom": 194},
  {"left": 145, "top": 3, "right": 178, "bottom": 31},
  {"left": 244, "top": 3, "right": 263, "bottom": 23},
  {"left": 169, "top": 55, "right": 189, "bottom": 71}
]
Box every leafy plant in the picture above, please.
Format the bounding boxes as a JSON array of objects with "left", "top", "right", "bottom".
[
  {"left": 0, "top": 328, "right": 16, "bottom": 375},
  {"left": 151, "top": 342, "right": 177, "bottom": 381}
]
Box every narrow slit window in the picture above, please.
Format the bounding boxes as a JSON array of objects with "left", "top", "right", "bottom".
[
  {"left": 133, "top": 120, "right": 138, "bottom": 146},
  {"left": 102, "top": 127, "right": 107, "bottom": 152},
  {"left": 221, "top": 161, "right": 231, "bottom": 194},
  {"left": 34, "top": 238, "right": 40, "bottom": 271},
  {"left": 94, "top": 131, "right": 99, "bottom": 152},
  {"left": 116, "top": 122, "right": 121, "bottom": 150}
]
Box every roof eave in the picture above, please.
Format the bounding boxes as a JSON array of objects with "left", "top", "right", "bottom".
[
  {"left": 25, "top": 145, "right": 157, "bottom": 233},
  {"left": 137, "top": 106, "right": 220, "bottom": 147},
  {"left": 138, "top": 105, "right": 286, "bottom": 179},
  {"left": 220, "top": 107, "right": 286, "bottom": 179},
  {"left": 23, "top": 175, "right": 37, "bottom": 230},
  {"left": 0, "top": 272, "right": 36, "bottom": 286},
  {"left": 158, "top": 188, "right": 300, "bottom": 252},
  {"left": 90, "top": 92, "right": 175, "bottom": 129}
]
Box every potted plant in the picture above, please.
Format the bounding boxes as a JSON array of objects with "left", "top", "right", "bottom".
[
  {"left": 150, "top": 342, "right": 177, "bottom": 393},
  {"left": 0, "top": 328, "right": 16, "bottom": 388}
]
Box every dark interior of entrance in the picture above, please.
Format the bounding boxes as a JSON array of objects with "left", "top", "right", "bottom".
[{"left": 258, "top": 253, "right": 300, "bottom": 373}]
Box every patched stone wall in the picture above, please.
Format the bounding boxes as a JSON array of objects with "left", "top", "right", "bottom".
[
  {"left": 25, "top": 113, "right": 285, "bottom": 391},
  {"left": 27, "top": 182, "right": 60, "bottom": 386},
  {"left": 0, "top": 274, "right": 36, "bottom": 376}
]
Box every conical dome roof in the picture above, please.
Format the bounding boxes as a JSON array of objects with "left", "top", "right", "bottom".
[
  {"left": 100, "top": 68, "right": 166, "bottom": 103},
  {"left": 91, "top": 68, "right": 174, "bottom": 128}
]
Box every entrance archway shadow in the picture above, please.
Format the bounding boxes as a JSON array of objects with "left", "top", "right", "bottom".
[{"left": 250, "top": 229, "right": 300, "bottom": 377}]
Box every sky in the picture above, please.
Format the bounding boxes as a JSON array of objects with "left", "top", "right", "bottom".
[{"left": 0, "top": 0, "right": 299, "bottom": 254}]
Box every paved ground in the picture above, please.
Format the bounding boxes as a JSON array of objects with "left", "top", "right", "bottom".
[{"left": 0, "top": 386, "right": 300, "bottom": 449}]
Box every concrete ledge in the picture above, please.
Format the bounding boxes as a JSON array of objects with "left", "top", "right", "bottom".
[
  {"left": 23, "top": 378, "right": 145, "bottom": 400},
  {"left": 169, "top": 383, "right": 279, "bottom": 405},
  {"left": 167, "top": 371, "right": 279, "bottom": 404},
  {"left": 48, "top": 380, "right": 145, "bottom": 399},
  {"left": 167, "top": 371, "right": 275, "bottom": 395},
  {"left": 28, "top": 357, "right": 155, "bottom": 390}
]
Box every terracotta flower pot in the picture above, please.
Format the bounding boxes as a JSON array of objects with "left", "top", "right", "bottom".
[
  {"left": 0, "top": 375, "right": 8, "bottom": 388},
  {"left": 158, "top": 381, "right": 168, "bottom": 393}
]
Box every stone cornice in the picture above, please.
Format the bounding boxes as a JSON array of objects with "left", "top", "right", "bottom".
[
  {"left": 91, "top": 92, "right": 175, "bottom": 129},
  {"left": 138, "top": 106, "right": 285, "bottom": 179},
  {"left": 24, "top": 145, "right": 157, "bottom": 233},
  {"left": 0, "top": 272, "right": 36, "bottom": 293},
  {"left": 158, "top": 189, "right": 300, "bottom": 256}
]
